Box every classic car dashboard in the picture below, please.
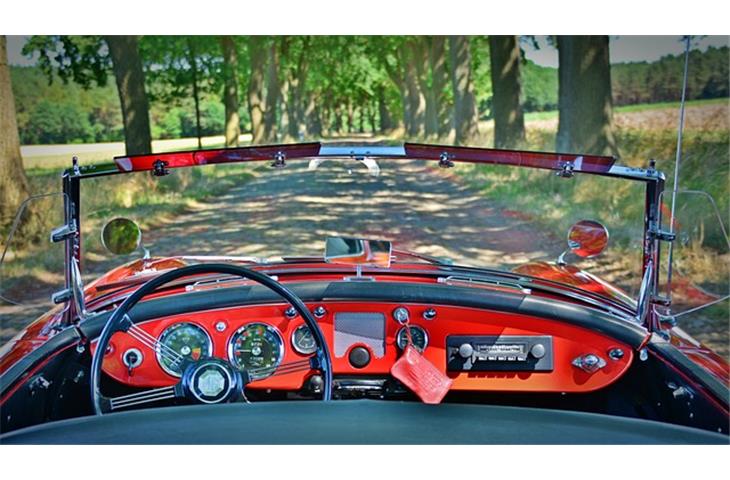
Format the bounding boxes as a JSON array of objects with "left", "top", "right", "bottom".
[{"left": 99, "top": 301, "right": 634, "bottom": 394}]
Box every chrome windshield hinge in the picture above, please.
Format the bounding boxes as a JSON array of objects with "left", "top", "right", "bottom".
[
  {"left": 50, "top": 221, "right": 77, "bottom": 243},
  {"left": 647, "top": 223, "right": 676, "bottom": 242}
]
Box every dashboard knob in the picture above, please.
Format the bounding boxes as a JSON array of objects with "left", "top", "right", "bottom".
[
  {"left": 458, "top": 343, "right": 474, "bottom": 359},
  {"left": 349, "top": 347, "right": 371, "bottom": 368},
  {"left": 393, "top": 307, "right": 409, "bottom": 324},
  {"left": 313, "top": 306, "right": 326, "bottom": 318},
  {"left": 530, "top": 343, "right": 546, "bottom": 359},
  {"left": 422, "top": 308, "right": 437, "bottom": 320}
]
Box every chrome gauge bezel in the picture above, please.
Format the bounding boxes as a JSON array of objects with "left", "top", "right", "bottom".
[
  {"left": 396, "top": 325, "right": 429, "bottom": 352},
  {"left": 227, "top": 323, "right": 285, "bottom": 379},
  {"left": 156, "top": 322, "right": 213, "bottom": 378},
  {"left": 291, "top": 324, "right": 318, "bottom": 355}
]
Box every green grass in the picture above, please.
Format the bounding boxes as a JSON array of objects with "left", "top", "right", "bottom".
[{"left": 523, "top": 97, "right": 729, "bottom": 122}]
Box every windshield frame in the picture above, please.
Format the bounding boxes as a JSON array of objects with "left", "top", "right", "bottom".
[{"left": 55, "top": 143, "right": 666, "bottom": 326}]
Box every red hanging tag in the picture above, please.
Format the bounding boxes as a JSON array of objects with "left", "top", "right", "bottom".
[{"left": 391, "top": 345, "right": 453, "bottom": 404}]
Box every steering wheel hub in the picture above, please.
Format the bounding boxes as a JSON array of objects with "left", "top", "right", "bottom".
[{"left": 182, "top": 359, "right": 241, "bottom": 404}]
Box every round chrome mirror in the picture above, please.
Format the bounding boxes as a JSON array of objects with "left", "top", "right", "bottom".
[
  {"left": 567, "top": 220, "right": 609, "bottom": 258},
  {"left": 101, "top": 218, "right": 142, "bottom": 255}
]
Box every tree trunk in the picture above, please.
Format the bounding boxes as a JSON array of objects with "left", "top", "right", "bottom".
[
  {"left": 489, "top": 35, "right": 526, "bottom": 149},
  {"left": 414, "top": 38, "right": 438, "bottom": 137},
  {"left": 556, "top": 36, "right": 617, "bottom": 156},
  {"left": 263, "top": 39, "right": 279, "bottom": 142},
  {"left": 304, "top": 95, "right": 321, "bottom": 138},
  {"left": 376, "top": 85, "right": 393, "bottom": 133},
  {"left": 187, "top": 38, "right": 202, "bottom": 149},
  {"left": 448, "top": 36, "right": 479, "bottom": 145},
  {"left": 402, "top": 42, "right": 426, "bottom": 138},
  {"left": 430, "top": 36, "right": 450, "bottom": 138},
  {"left": 105, "top": 36, "right": 152, "bottom": 155},
  {"left": 0, "top": 35, "right": 31, "bottom": 227},
  {"left": 220, "top": 36, "right": 240, "bottom": 147},
  {"left": 247, "top": 37, "right": 266, "bottom": 144}
]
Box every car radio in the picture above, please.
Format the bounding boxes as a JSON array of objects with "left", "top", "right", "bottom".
[{"left": 446, "top": 335, "right": 553, "bottom": 372}]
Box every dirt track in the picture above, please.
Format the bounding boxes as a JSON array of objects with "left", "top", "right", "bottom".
[{"left": 2, "top": 159, "right": 727, "bottom": 360}]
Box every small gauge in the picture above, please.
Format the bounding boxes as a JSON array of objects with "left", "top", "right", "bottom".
[
  {"left": 228, "top": 323, "right": 284, "bottom": 379},
  {"left": 291, "top": 324, "right": 317, "bottom": 355},
  {"left": 396, "top": 325, "right": 429, "bottom": 352},
  {"left": 156, "top": 322, "right": 213, "bottom": 377}
]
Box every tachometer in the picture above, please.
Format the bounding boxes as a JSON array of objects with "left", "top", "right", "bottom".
[
  {"left": 291, "top": 324, "right": 317, "bottom": 355},
  {"left": 156, "top": 322, "right": 213, "bottom": 377},
  {"left": 227, "top": 323, "right": 284, "bottom": 379},
  {"left": 396, "top": 325, "right": 429, "bottom": 352}
]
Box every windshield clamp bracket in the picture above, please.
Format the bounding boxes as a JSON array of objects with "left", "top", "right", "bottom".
[
  {"left": 648, "top": 224, "right": 676, "bottom": 242},
  {"left": 556, "top": 161, "right": 575, "bottom": 178},
  {"left": 51, "top": 288, "right": 73, "bottom": 304},
  {"left": 50, "top": 221, "right": 77, "bottom": 243},
  {"left": 438, "top": 152, "right": 454, "bottom": 168},
  {"left": 271, "top": 151, "right": 287, "bottom": 168},
  {"left": 152, "top": 159, "right": 170, "bottom": 177}
]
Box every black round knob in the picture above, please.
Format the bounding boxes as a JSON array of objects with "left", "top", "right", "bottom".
[{"left": 348, "top": 346, "right": 371, "bottom": 368}]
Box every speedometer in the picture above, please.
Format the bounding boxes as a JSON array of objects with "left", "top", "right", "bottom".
[
  {"left": 156, "top": 322, "right": 213, "bottom": 377},
  {"left": 227, "top": 323, "right": 284, "bottom": 379}
]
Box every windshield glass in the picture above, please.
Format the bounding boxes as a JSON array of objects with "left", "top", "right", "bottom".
[{"left": 79, "top": 157, "right": 646, "bottom": 301}]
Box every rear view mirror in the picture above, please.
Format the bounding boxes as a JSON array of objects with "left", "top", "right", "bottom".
[
  {"left": 567, "top": 220, "right": 609, "bottom": 258},
  {"left": 324, "top": 236, "right": 392, "bottom": 268},
  {"left": 101, "top": 218, "right": 142, "bottom": 255}
]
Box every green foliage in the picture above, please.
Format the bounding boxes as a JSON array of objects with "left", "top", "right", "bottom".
[
  {"left": 612, "top": 46, "right": 729, "bottom": 105},
  {"left": 10, "top": 36, "right": 730, "bottom": 146}
]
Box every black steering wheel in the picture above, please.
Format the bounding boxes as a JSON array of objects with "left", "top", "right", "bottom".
[{"left": 90, "top": 264, "right": 332, "bottom": 414}]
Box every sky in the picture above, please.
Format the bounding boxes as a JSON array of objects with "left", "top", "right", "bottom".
[{"left": 4, "top": 35, "right": 729, "bottom": 68}]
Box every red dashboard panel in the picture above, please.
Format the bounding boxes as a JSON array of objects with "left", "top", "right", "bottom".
[{"left": 97, "top": 302, "right": 634, "bottom": 393}]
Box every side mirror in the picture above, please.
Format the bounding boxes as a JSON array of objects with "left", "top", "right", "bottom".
[
  {"left": 558, "top": 220, "right": 609, "bottom": 264},
  {"left": 101, "top": 218, "right": 142, "bottom": 255},
  {"left": 324, "top": 236, "right": 392, "bottom": 268}
]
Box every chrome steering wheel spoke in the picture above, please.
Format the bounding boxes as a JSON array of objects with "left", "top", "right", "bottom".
[{"left": 103, "top": 384, "right": 181, "bottom": 413}]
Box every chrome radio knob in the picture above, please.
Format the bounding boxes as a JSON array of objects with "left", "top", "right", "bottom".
[
  {"left": 530, "top": 343, "right": 546, "bottom": 359},
  {"left": 458, "top": 343, "right": 474, "bottom": 359}
]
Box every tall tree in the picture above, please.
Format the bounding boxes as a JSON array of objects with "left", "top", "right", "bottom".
[
  {"left": 449, "top": 36, "right": 479, "bottom": 145},
  {"left": 402, "top": 39, "right": 425, "bottom": 137},
  {"left": 413, "top": 37, "right": 438, "bottom": 137},
  {"left": 247, "top": 36, "right": 266, "bottom": 144},
  {"left": 556, "top": 36, "right": 617, "bottom": 156},
  {"left": 0, "top": 36, "right": 31, "bottom": 226},
  {"left": 24, "top": 35, "right": 153, "bottom": 155},
  {"left": 185, "top": 37, "right": 203, "bottom": 148},
  {"left": 430, "top": 36, "right": 450, "bottom": 138},
  {"left": 220, "top": 36, "right": 240, "bottom": 147},
  {"left": 263, "top": 38, "right": 279, "bottom": 142},
  {"left": 489, "top": 36, "right": 526, "bottom": 149},
  {"left": 104, "top": 36, "right": 152, "bottom": 155}
]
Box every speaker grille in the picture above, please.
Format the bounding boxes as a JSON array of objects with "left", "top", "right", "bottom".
[{"left": 334, "top": 312, "right": 386, "bottom": 358}]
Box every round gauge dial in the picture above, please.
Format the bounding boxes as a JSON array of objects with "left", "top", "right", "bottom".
[
  {"left": 396, "top": 325, "right": 429, "bottom": 352},
  {"left": 291, "top": 324, "right": 317, "bottom": 355},
  {"left": 228, "top": 323, "right": 284, "bottom": 379},
  {"left": 156, "top": 322, "right": 213, "bottom": 377}
]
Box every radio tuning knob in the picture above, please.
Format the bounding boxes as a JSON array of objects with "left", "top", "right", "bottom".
[
  {"left": 530, "top": 343, "right": 546, "bottom": 359},
  {"left": 458, "top": 343, "right": 474, "bottom": 359}
]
